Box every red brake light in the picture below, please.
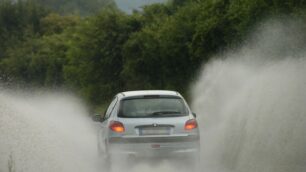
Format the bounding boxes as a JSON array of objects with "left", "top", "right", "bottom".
[
  {"left": 109, "top": 121, "right": 125, "bottom": 133},
  {"left": 185, "top": 119, "right": 198, "bottom": 130}
]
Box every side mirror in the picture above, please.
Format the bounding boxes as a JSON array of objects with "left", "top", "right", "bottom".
[
  {"left": 192, "top": 112, "right": 197, "bottom": 118},
  {"left": 92, "top": 114, "right": 102, "bottom": 122}
]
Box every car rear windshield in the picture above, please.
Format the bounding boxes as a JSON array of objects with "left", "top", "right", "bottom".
[{"left": 118, "top": 97, "right": 189, "bottom": 118}]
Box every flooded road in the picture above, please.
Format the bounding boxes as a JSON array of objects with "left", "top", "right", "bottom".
[{"left": 1, "top": 19, "right": 306, "bottom": 172}]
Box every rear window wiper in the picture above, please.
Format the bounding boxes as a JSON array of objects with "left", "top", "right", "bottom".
[{"left": 150, "top": 111, "right": 181, "bottom": 116}]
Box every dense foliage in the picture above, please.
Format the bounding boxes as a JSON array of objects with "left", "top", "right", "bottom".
[
  {"left": 1, "top": 0, "right": 306, "bottom": 109},
  {"left": 32, "top": 0, "right": 116, "bottom": 16}
]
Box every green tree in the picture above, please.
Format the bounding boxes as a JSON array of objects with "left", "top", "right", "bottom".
[
  {"left": 40, "top": 13, "right": 80, "bottom": 35},
  {"left": 122, "top": 2, "right": 199, "bottom": 97},
  {"left": 0, "top": 5, "right": 79, "bottom": 86},
  {"left": 0, "top": 0, "right": 48, "bottom": 58},
  {"left": 64, "top": 10, "right": 138, "bottom": 105},
  {"left": 32, "top": 0, "right": 116, "bottom": 16}
]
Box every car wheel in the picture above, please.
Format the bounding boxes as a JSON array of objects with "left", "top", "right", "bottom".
[
  {"left": 98, "top": 140, "right": 111, "bottom": 171},
  {"left": 191, "top": 152, "right": 201, "bottom": 172}
]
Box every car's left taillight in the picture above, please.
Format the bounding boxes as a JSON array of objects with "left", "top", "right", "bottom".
[
  {"left": 185, "top": 119, "right": 198, "bottom": 130},
  {"left": 109, "top": 121, "right": 125, "bottom": 133}
]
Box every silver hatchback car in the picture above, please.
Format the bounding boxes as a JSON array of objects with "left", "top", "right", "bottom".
[{"left": 96, "top": 90, "right": 200, "bottom": 168}]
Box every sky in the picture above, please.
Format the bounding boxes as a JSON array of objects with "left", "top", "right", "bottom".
[{"left": 114, "top": 0, "right": 168, "bottom": 13}]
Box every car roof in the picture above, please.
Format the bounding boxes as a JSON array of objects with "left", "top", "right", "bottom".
[{"left": 119, "top": 90, "right": 180, "bottom": 98}]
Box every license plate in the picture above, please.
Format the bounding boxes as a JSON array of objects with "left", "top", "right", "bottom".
[{"left": 140, "top": 127, "right": 170, "bottom": 135}]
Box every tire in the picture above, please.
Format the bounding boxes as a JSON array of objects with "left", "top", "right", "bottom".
[
  {"left": 97, "top": 140, "right": 111, "bottom": 171},
  {"left": 188, "top": 152, "right": 201, "bottom": 172},
  {"left": 194, "top": 153, "right": 201, "bottom": 172}
]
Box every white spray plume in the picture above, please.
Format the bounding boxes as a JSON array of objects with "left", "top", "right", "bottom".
[
  {"left": 0, "top": 90, "right": 101, "bottom": 172},
  {"left": 192, "top": 18, "right": 306, "bottom": 172}
]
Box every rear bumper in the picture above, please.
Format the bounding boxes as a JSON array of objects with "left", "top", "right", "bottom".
[
  {"left": 109, "top": 135, "right": 199, "bottom": 143},
  {"left": 108, "top": 135, "right": 200, "bottom": 158}
]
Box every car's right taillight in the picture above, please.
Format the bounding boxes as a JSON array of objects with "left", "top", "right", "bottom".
[
  {"left": 185, "top": 119, "right": 198, "bottom": 130},
  {"left": 109, "top": 121, "right": 125, "bottom": 133}
]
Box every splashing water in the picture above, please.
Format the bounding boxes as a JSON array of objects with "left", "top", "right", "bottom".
[
  {"left": 0, "top": 90, "right": 181, "bottom": 172},
  {"left": 192, "top": 18, "right": 306, "bottom": 172},
  {"left": 0, "top": 90, "right": 100, "bottom": 172},
  {"left": 0, "top": 18, "right": 306, "bottom": 172}
]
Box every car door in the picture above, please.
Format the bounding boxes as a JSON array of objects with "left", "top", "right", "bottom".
[{"left": 98, "top": 96, "right": 118, "bottom": 153}]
